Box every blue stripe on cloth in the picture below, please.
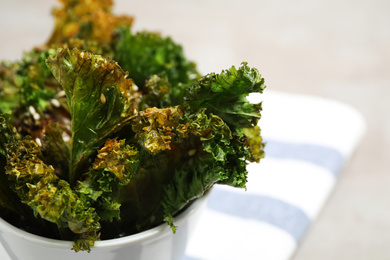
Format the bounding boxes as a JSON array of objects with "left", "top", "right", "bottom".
[
  {"left": 264, "top": 139, "right": 345, "bottom": 176},
  {"left": 207, "top": 188, "right": 310, "bottom": 242}
]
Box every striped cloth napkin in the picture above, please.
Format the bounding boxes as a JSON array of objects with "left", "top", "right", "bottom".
[{"left": 184, "top": 90, "right": 366, "bottom": 260}]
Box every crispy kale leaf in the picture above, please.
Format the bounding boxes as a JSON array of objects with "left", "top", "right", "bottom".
[
  {"left": 0, "top": 48, "right": 60, "bottom": 130},
  {"left": 0, "top": 113, "right": 21, "bottom": 213},
  {"left": 159, "top": 109, "right": 252, "bottom": 229},
  {"left": 243, "top": 125, "right": 265, "bottom": 163},
  {"left": 0, "top": 114, "right": 59, "bottom": 235},
  {"left": 46, "top": 48, "right": 140, "bottom": 185},
  {"left": 128, "top": 105, "right": 259, "bottom": 231},
  {"left": 16, "top": 48, "right": 59, "bottom": 113},
  {"left": 48, "top": 0, "right": 133, "bottom": 47},
  {"left": 184, "top": 62, "right": 265, "bottom": 131},
  {"left": 139, "top": 73, "right": 172, "bottom": 109},
  {"left": 146, "top": 63, "right": 266, "bottom": 228},
  {"left": 114, "top": 28, "right": 200, "bottom": 95},
  {"left": 95, "top": 62, "right": 266, "bottom": 233},
  {"left": 76, "top": 139, "right": 139, "bottom": 222},
  {"left": 131, "top": 107, "right": 186, "bottom": 154},
  {"left": 5, "top": 137, "right": 101, "bottom": 252},
  {"left": 0, "top": 47, "right": 72, "bottom": 143}
]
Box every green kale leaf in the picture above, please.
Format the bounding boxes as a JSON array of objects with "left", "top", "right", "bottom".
[
  {"left": 161, "top": 109, "right": 252, "bottom": 229},
  {"left": 0, "top": 113, "right": 21, "bottom": 214},
  {"left": 5, "top": 137, "right": 101, "bottom": 252},
  {"left": 129, "top": 106, "right": 259, "bottom": 231},
  {"left": 16, "top": 48, "right": 59, "bottom": 113},
  {"left": 47, "top": 0, "right": 133, "bottom": 47},
  {"left": 184, "top": 62, "right": 266, "bottom": 131},
  {"left": 46, "top": 48, "right": 141, "bottom": 185},
  {"left": 139, "top": 73, "right": 172, "bottom": 109},
  {"left": 76, "top": 139, "right": 139, "bottom": 222},
  {"left": 114, "top": 28, "right": 200, "bottom": 95}
]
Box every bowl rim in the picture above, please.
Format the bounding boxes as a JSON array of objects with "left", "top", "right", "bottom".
[{"left": 0, "top": 192, "right": 209, "bottom": 249}]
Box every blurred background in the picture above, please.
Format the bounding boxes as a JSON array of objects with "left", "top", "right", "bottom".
[{"left": 0, "top": 0, "right": 389, "bottom": 259}]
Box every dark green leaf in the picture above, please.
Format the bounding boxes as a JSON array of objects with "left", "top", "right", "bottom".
[
  {"left": 46, "top": 48, "right": 140, "bottom": 185},
  {"left": 114, "top": 28, "right": 200, "bottom": 93},
  {"left": 184, "top": 62, "right": 266, "bottom": 131},
  {"left": 0, "top": 113, "right": 22, "bottom": 214}
]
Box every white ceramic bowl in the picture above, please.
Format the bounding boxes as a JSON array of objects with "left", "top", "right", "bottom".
[{"left": 0, "top": 192, "right": 209, "bottom": 260}]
